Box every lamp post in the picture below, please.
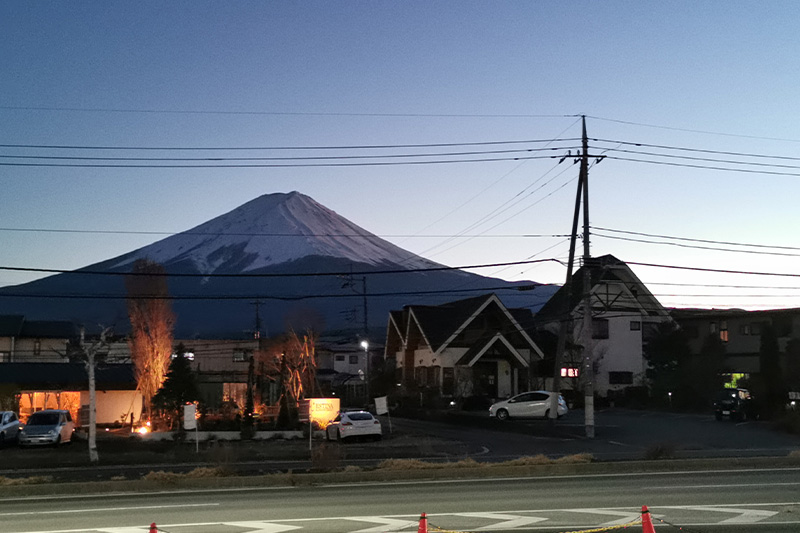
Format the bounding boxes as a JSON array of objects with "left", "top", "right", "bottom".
[{"left": 360, "top": 340, "right": 370, "bottom": 407}]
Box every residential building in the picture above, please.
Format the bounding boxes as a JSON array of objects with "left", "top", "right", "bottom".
[
  {"left": 535, "top": 255, "right": 673, "bottom": 398},
  {"left": 672, "top": 307, "right": 800, "bottom": 381},
  {"left": 384, "top": 293, "right": 544, "bottom": 400}
]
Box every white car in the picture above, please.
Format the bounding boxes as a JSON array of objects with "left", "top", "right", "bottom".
[
  {"left": 326, "top": 411, "right": 382, "bottom": 442},
  {"left": 0, "top": 411, "right": 20, "bottom": 445},
  {"left": 19, "top": 409, "right": 75, "bottom": 446},
  {"left": 489, "top": 391, "right": 568, "bottom": 421}
]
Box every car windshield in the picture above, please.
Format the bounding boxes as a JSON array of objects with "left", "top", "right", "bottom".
[
  {"left": 27, "top": 413, "right": 60, "bottom": 426},
  {"left": 347, "top": 413, "right": 374, "bottom": 421}
]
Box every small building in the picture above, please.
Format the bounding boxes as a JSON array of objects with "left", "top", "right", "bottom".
[{"left": 385, "top": 293, "right": 545, "bottom": 400}]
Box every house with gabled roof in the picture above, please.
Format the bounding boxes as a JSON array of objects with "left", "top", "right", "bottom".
[
  {"left": 535, "top": 254, "right": 672, "bottom": 398},
  {"left": 385, "top": 293, "right": 545, "bottom": 400}
]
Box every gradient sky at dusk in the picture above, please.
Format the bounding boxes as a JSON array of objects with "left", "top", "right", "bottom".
[{"left": 2, "top": 2, "right": 799, "bottom": 310}]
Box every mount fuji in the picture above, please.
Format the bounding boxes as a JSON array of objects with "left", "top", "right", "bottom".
[{"left": 0, "top": 192, "right": 558, "bottom": 338}]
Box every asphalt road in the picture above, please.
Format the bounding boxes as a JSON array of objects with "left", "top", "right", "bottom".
[
  {"left": 1, "top": 409, "right": 799, "bottom": 482},
  {"left": 2, "top": 465, "right": 799, "bottom": 533}
]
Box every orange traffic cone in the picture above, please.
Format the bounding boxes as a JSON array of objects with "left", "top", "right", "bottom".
[
  {"left": 418, "top": 513, "right": 428, "bottom": 533},
  {"left": 149, "top": 523, "right": 158, "bottom": 533},
  {"left": 641, "top": 506, "right": 655, "bottom": 533}
]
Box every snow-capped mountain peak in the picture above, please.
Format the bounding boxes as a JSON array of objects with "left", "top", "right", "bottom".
[{"left": 111, "top": 191, "right": 440, "bottom": 273}]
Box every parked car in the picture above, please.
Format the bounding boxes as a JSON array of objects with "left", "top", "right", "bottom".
[
  {"left": 489, "top": 391, "right": 568, "bottom": 421},
  {"left": 714, "top": 388, "right": 757, "bottom": 421},
  {"left": 19, "top": 409, "right": 75, "bottom": 446},
  {"left": 326, "top": 410, "right": 382, "bottom": 441},
  {"left": 0, "top": 411, "right": 20, "bottom": 445}
]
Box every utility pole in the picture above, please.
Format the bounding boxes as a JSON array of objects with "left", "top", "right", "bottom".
[
  {"left": 579, "top": 116, "right": 595, "bottom": 439},
  {"left": 548, "top": 116, "right": 595, "bottom": 439},
  {"left": 250, "top": 300, "right": 263, "bottom": 339},
  {"left": 548, "top": 157, "right": 584, "bottom": 423}
]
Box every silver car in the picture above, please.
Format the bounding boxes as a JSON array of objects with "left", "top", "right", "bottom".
[
  {"left": 19, "top": 409, "right": 75, "bottom": 446},
  {"left": 0, "top": 411, "right": 20, "bottom": 445},
  {"left": 489, "top": 391, "right": 568, "bottom": 421}
]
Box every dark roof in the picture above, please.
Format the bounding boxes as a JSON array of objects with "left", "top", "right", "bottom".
[
  {"left": 407, "top": 294, "right": 496, "bottom": 351},
  {"left": 536, "top": 254, "right": 665, "bottom": 321},
  {"left": 0, "top": 315, "right": 78, "bottom": 339},
  {"left": 0, "top": 363, "right": 136, "bottom": 390},
  {"left": 0, "top": 315, "right": 25, "bottom": 337},
  {"left": 19, "top": 320, "right": 78, "bottom": 339}
]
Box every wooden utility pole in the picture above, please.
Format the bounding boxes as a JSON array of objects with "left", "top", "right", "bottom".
[
  {"left": 548, "top": 159, "right": 584, "bottom": 422},
  {"left": 578, "top": 117, "right": 595, "bottom": 439},
  {"left": 548, "top": 116, "right": 594, "bottom": 439}
]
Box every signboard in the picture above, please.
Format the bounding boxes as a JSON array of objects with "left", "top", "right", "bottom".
[
  {"left": 183, "top": 403, "right": 197, "bottom": 430},
  {"left": 299, "top": 398, "right": 341, "bottom": 427},
  {"left": 374, "top": 396, "right": 389, "bottom": 415}
]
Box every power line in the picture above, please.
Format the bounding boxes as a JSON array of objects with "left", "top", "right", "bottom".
[
  {"left": 0, "top": 153, "right": 565, "bottom": 169},
  {"left": 585, "top": 115, "right": 800, "bottom": 143},
  {"left": 593, "top": 232, "right": 800, "bottom": 258},
  {"left": 604, "top": 155, "right": 800, "bottom": 177},
  {"left": 592, "top": 226, "right": 800, "bottom": 252},
  {"left": 627, "top": 261, "right": 800, "bottom": 278},
  {"left": 0, "top": 258, "right": 565, "bottom": 278},
  {"left": 0, "top": 226, "right": 572, "bottom": 238},
  {"left": 0, "top": 145, "right": 579, "bottom": 163},
  {"left": 593, "top": 138, "right": 800, "bottom": 162},
  {"left": 0, "top": 105, "right": 577, "bottom": 119}
]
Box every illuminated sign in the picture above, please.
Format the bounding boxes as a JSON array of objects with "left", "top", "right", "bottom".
[
  {"left": 299, "top": 398, "right": 341, "bottom": 428},
  {"left": 561, "top": 367, "right": 579, "bottom": 378}
]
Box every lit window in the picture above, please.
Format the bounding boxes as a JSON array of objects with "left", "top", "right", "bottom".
[{"left": 720, "top": 321, "right": 729, "bottom": 343}]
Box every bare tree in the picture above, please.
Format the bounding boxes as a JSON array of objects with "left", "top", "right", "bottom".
[
  {"left": 256, "top": 330, "right": 319, "bottom": 415},
  {"left": 126, "top": 259, "right": 174, "bottom": 423}
]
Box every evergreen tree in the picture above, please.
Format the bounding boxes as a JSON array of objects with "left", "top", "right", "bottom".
[
  {"left": 153, "top": 343, "right": 200, "bottom": 430},
  {"left": 644, "top": 322, "right": 691, "bottom": 408}
]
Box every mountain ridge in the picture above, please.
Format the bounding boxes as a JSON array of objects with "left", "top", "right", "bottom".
[{"left": 0, "top": 192, "right": 558, "bottom": 337}]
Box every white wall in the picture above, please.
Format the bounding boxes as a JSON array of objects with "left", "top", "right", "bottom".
[{"left": 81, "top": 390, "right": 143, "bottom": 425}]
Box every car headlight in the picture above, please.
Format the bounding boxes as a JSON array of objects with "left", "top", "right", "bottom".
[{"left": 48, "top": 429, "right": 57, "bottom": 436}]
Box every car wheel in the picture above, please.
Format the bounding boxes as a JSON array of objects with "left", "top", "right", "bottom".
[
  {"left": 496, "top": 408, "right": 509, "bottom": 421},
  {"left": 53, "top": 435, "right": 61, "bottom": 447}
]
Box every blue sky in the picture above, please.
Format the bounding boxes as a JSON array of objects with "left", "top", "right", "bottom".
[{"left": 2, "top": 2, "right": 799, "bottom": 310}]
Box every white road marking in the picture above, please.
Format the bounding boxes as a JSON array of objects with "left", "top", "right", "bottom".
[
  {"left": 345, "top": 517, "right": 419, "bottom": 532},
  {"left": 455, "top": 512, "right": 548, "bottom": 530},
  {"left": 568, "top": 508, "right": 642, "bottom": 526},
  {"left": 223, "top": 521, "right": 303, "bottom": 533}
]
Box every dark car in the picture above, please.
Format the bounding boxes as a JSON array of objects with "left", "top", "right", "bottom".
[{"left": 714, "top": 388, "right": 756, "bottom": 421}]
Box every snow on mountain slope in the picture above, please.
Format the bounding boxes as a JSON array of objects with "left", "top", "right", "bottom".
[{"left": 111, "top": 191, "right": 442, "bottom": 273}]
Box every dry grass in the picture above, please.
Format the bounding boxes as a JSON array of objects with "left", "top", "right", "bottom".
[
  {"left": 143, "top": 466, "right": 231, "bottom": 484},
  {"left": 376, "top": 454, "right": 593, "bottom": 471},
  {"left": 788, "top": 450, "right": 800, "bottom": 458},
  {"left": 0, "top": 475, "right": 53, "bottom": 485}
]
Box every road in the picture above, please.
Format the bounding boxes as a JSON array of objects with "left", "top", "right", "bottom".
[{"left": 2, "top": 465, "right": 799, "bottom": 533}]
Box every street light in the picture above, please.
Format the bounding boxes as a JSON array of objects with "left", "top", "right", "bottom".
[{"left": 360, "top": 340, "right": 370, "bottom": 407}]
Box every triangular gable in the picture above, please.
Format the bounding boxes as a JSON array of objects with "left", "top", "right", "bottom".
[
  {"left": 456, "top": 333, "right": 529, "bottom": 367},
  {"left": 436, "top": 294, "right": 543, "bottom": 358},
  {"left": 537, "top": 255, "right": 668, "bottom": 321}
]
